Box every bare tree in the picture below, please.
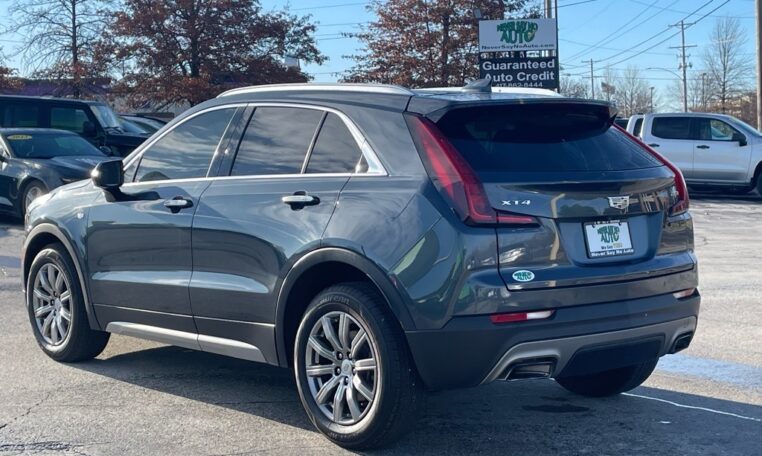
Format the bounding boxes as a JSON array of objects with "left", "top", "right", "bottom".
[
  {"left": 5, "top": 0, "right": 112, "bottom": 97},
  {"left": 560, "top": 75, "right": 589, "bottom": 98},
  {"left": 703, "top": 17, "right": 752, "bottom": 113},
  {"left": 611, "top": 65, "right": 651, "bottom": 117}
]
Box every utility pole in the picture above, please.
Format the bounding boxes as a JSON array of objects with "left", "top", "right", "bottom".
[
  {"left": 670, "top": 20, "right": 696, "bottom": 113},
  {"left": 701, "top": 73, "right": 707, "bottom": 111},
  {"left": 756, "top": 0, "right": 762, "bottom": 128},
  {"left": 583, "top": 59, "right": 595, "bottom": 99},
  {"left": 650, "top": 86, "right": 655, "bottom": 112}
]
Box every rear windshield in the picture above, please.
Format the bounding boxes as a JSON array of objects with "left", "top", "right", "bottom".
[{"left": 436, "top": 104, "right": 661, "bottom": 173}]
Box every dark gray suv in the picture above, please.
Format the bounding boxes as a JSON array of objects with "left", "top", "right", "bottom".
[{"left": 21, "top": 83, "right": 700, "bottom": 449}]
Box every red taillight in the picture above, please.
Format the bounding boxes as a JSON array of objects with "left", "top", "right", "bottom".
[
  {"left": 407, "top": 115, "right": 536, "bottom": 226},
  {"left": 615, "top": 125, "right": 689, "bottom": 216},
  {"left": 490, "top": 310, "right": 555, "bottom": 324}
]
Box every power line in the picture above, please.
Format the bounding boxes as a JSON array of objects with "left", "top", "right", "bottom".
[
  {"left": 563, "top": 0, "right": 680, "bottom": 62},
  {"left": 603, "top": 0, "right": 731, "bottom": 68}
]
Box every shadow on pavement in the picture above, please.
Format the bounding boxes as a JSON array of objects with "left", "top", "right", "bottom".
[{"left": 71, "top": 344, "right": 762, "bottom": 455}]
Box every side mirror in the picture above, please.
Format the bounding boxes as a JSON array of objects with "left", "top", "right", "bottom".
[
  {"left": 92, "top": 159, "right": 124, "bottom": 190},
  {"left": 99, "top": 145, "right": 115, "bottom": 155},
  {"left": 83, "top": 121, "right": 97, "bottom": 137},
  {"left": 733, "top": 132, "right": 747, "bottom": 147}
]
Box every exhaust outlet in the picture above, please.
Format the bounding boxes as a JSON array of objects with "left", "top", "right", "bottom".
[
  {"left": 501, "top": 358, "right": 556, "bottom": 381},
  {"left": 670, "top": 332, "right": 694, "bottom": 354}
]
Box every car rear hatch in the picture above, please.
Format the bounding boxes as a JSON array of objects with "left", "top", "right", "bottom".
[{"left": 406, "top": 99, "right": 695, "bottom": 310}]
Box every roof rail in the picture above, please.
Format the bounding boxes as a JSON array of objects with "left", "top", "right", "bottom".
[{"left": 217, "top": 83, "right": 414, "bottom": 98}]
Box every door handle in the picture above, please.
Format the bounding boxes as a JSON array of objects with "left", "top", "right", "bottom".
[
  {"left": 163, "top": 196, "right": 193, "bottom": 212},
  {"left": 282, "top": 192, "right": 320, "bottom": 209},
  {"left": 696, "top": 145, "right": 710, "bottom": 149},
  {"left": 648, "top": 143, "right": 660, "bottom": 148}
]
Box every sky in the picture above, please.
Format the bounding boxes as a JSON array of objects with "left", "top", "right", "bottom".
[{"left": 1, "top": 0, "right": 758, "bottom": 109}]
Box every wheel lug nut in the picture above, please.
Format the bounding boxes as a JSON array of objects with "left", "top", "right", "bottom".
[
  {"left": 344, "top": 377, "right": 349, "bottom": 385},
  {"left": 337, "top": 353, "right": 343, "bottom": 360},
  {"left": 335, "top": 367, "right": 341, "bottom": 375}
]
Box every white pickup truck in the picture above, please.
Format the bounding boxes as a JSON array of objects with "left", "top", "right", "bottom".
[{"left": 626, "top": 112, "right": 762, "bottom": 195}]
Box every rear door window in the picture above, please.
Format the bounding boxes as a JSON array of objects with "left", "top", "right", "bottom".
[
  {"left": 231, "top": 107, "right": 322, "bottom": 176},
  {"left": 134, "top": 107, "right": 236, "bottom": 182},
  {"left": 435, "top": 104, "right": 661, "bottom": 173},
  {"left": 633, "top": 118, "right": 643, "bottom": 136},
  {"left": 306, "top": 113, "right": 363, "bottom": 173},
  {"left": 651, "top": 117, "right": 693, "bottom": 140}
]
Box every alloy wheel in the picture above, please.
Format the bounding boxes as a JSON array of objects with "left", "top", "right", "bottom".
[
  {"left": 24, "top": 185, "right": 45, "bottom": 212},
  {"left": 32, "top": 263, "right": 72, "bottom": 346},
  {"left": 305, "top": 311, "right": 378, "bottom": 425}
]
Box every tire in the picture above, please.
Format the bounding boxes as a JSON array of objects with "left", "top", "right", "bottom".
[
  {"left": 556, "top": 358, "right": 658, "bottom": 398},
  {"left": 20, "top": 181, "right": 47, "bottom": 218},
  {"left": 26, "top": 244, "right": 109, "bottom": 362},
  {"left": 756, "top": 173, "right": 762, "bottom": 197},
  {"left": 293, "top": 282, "right": 422, "bottom": 450}
]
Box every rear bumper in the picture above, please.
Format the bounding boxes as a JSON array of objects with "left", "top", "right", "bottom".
[{"left": 404, "top": 292, "right": 700, "bottom": 390}]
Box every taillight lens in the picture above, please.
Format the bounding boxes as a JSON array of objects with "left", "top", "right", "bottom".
[
  {"left": 615, "top": 125, "right": 689, "bottom": 216},
  {"left": 406, "top": 115, "right": 536, "bottom": 226}
]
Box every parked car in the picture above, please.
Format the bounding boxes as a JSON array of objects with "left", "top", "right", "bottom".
[
  {"left": 22, "top": 83, "right": 699, "bottom": 449},
  {"left": 626, "top": 112, "right": 762, "bottom": 194},
  {"left": 0, "top": 128, "right": 111, "bottom": 217},
  {"left": 120, "top": 114, "right": 166, "bottom": 134},
  {"left": 613, "top": 117, "right": 629, "bottom": 129},
  {"left": 0, "top": 95, "right": 149, "bottom": 157}
]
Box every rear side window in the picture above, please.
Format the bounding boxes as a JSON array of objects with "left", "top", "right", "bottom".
[
  {"left": 2, "top": 104, "right": 39, "bottom": 127},
  {"left": 51, "top": 107, "right": 90, "bottom": 133},
  {"left": 307, "top": 113, "right": 362, "bottom": 173},
  {"left": 435, "top": 104, "right": 661, "bottom": 173},
  {"left": 135, "top": 107, "right": 236, "bottom": 182},
  {"left": 232, "top": 107, "right": 322, "bottom": 176},
  {"left": 651, "top": 117, "right": 692, "bottom": 140}
]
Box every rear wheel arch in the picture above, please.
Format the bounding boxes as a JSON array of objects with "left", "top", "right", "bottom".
[
  {"left": 275, "top": 248, "right": 416, "bottom": 368},
  {"left": 23, "top": 224, "right": 100, "bottom": 330}
]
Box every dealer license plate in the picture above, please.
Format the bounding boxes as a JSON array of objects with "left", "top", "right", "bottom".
[{"left": 584, "top": 220, "right": 634, "bottom": 258}]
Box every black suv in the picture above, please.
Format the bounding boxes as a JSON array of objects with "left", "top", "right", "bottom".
[
  {"left": 21, "top": 83, "right": 700, "bottom": 449},
  {"left": 0, "top": 95, "right": 148, "bottom": 156}
]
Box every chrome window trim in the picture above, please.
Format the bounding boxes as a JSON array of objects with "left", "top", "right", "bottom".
[
  {"left": 122, "top": 102, "right": 387, "bottom": 189},
  {"left": 217, "top": 83, "right": 413, "bottom": 98}
]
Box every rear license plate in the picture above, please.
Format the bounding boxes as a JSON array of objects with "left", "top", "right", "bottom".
[{"left": 584, "top": 220, "right": 634, "bottom": 258}]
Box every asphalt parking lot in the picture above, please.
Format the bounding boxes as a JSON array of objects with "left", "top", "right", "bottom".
[{"left": 0, "top": 195, "right": 760, "bottom": 455}]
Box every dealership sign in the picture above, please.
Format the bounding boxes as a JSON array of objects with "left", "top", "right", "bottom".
[
  {"left": 479, "top": 18, "right": 557, "bottom": 52},
  {"left": 479, "top": 57, "right": 559, "bottom": 89}
]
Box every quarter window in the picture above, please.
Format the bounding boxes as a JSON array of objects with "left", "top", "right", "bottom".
[
  {"left": 306, "top": 113, "right": 363, "bottom": 173},
  {"left": 50, "top": 107, "right": 90, "bottom": 134},
  {"left": 134, "top": 107, "right": 236, "bottom": 182},
  {"left": 651, "top": 117, "right": 692, "bottom": 140},
  {"left": 231, "top": 107, "right": 322, "bottom": 176}
]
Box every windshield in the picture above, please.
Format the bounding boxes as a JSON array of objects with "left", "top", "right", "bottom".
[
  {"left": 120, "top": 117, "right": 150, "bottom": 134},
  {"left": 90, "top": 104, "right": 123, "bottom": 129},
  {"left": 726, "top": 116, "right": 762, "bottom": 137},
  {"left": 4, "top": 132, "right": 106, "bottom": 158}
]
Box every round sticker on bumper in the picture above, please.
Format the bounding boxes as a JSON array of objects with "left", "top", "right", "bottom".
[{"left": 512, "top": 270, "right": 535, "bottom": 282}]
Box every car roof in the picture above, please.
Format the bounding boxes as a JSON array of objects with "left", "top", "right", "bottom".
[
  {"left": 210, "top": 82, "right": 595, "bottom": 118},
  {"left": 0, "top": 127, "right": 79, "bottom": 136},
  {"left": 0, "top": 94, "right": 103, "bottom": 105}
]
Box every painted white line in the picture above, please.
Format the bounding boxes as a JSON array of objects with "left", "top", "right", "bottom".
[{"left": 623, "top": 393, "right": 762, "bottom": 423}]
